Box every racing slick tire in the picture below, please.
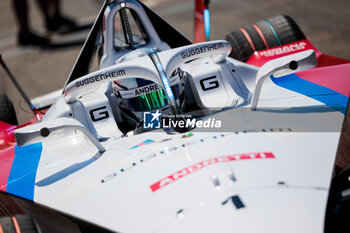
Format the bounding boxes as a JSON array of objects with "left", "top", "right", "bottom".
[
  {"left": 0, "top": 193, "right": 39, "bottom": 233},
  {"left": 0, "top": 94, "right": 18, "bottom": 125},
  {"left": 325, "top": 169, "right": 350, "bottom": 233},
  {"left": 226, "top": 15, "right": 306, "bottom": 61},
  {"left": 0, "top": 215, "right": 39, "bottom": 233}
]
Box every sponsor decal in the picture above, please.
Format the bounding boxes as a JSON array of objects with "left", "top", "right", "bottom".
[
  {"left": 150, "top": 152, "right": 275, "bottom": 192},
  {"left": 75, "top": 69, "right": 126, "bottom": 87},
  {"left": 130, "top": 139, "right": 156, "bottom": 149},
  {"left": 181, "top": 43, "right": 224, "bottom": 59},
  {"left": 120, "top": 83, "right": 161, "bottom": 99},
  {"left": 259, "top": 42, "right": 307, "bottom": 58},
  {"left": 200, "top": 76, "right": 219, "bottom": 91},
  {"left": 90, "top": 106, "right": 109, "bottom": 122},
  {"left": 134, "top": 83, "right": 160, "bottom": 96}
]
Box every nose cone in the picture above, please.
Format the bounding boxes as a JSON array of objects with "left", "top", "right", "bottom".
[{"left": 156, "top": 187, "right": 328, "bottom": 233}]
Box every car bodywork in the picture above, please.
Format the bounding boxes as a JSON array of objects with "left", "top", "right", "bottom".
[{"left": 0, "top": 0, "right": 350, "bottom": 232}]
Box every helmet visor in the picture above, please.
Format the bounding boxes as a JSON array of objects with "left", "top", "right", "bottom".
[
  {"left": 114, "top": 77, "right": 181, "bottom": 113},
  {"left": 124, "top": 89, "right": 168, "bottom": 112}
]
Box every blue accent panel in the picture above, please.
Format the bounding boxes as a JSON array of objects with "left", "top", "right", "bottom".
[
  {"left": 142, "top": 139, "right": 155, "bottom": 144},
  {"left": 6, "top": 143, "right": 43, "bottom": 201},
  {"left": 264, "top": 20, "right": 281, "bottom": 45},
  {"left": 271, "top": 74, "right": 348, "bottom": 114},
  {"left": 204, "top": 9, "right": 210, "bottom": 41},
  {"left": 154, "top": 58, "right": 175, "bottom": 101},
  {"left": 130, "top": 139, "right": 156, "bottom": 149}
]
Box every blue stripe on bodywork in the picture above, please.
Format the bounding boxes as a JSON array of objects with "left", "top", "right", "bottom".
[
  {"left": 6, "top": 142, "right": 43, "bottom": 201},
  {"left": 271, "top": 74, "right": 348, "bottom": 114}
]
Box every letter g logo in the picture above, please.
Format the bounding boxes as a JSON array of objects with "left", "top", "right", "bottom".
[
  {"left": 90, "top": 106, "right": 109, "bottom": 122},
  {"left": 200, "top": 76, "right": 219, "bottom": 91}
]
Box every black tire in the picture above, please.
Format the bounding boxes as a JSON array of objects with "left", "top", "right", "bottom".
[
  {"left": 226, "top": 30, "right": 254, "bottom": 61},
  {"left": 325, "top": 169, "right": 350, "bottom": 233},
  {"left": 0, "top": 215, "right": 38, "bottom": 233},
  {"left": 255, "top": 20, "right": 280, "bottom": 48},
  {"left": 242, "top": 24, "right": 266, "bottom": 51},
  {"left": 226, "top": 15, "right": 306, "bottom": 61},
  {"left": 0, "top": 94, "right": 18, "bottom": 125},
  {"left": 266, "top": 15, "right": 306, "bottom": 45}
]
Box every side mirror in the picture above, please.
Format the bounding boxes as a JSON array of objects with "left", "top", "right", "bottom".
[
  {"left": 15, "top": 117, "right": 105, "bottom": 153},
  {"left": 250, "top": 49, "right": 317, "bottom": 111}
]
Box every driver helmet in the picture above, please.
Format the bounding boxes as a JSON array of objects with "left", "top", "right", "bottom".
[{"left": 112, "top": 48, "right": 184, "bottom": 122}]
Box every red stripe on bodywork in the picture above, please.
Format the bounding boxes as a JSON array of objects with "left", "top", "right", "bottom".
[
  {"left": 150, "top": 152, "right": 275, "bottom": 192},
  {"left": 297, "top": 63, "right": 350, "bottom": 97},
  {"left": 247, "top": 40, "right": 350, "bottom": 68},
  {"left": 0, "top": 146, "right": 15, "bottom": 192},
  {"left": 0, "top": 122, "right": 17, "bottom": 151},
  {"left": 247, "top": 40, "right": 317, "bottom": 67}
]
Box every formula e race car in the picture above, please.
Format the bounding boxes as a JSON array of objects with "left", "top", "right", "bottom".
[{"left": 0, "top": 0, "right": 350, "bottom": 232}]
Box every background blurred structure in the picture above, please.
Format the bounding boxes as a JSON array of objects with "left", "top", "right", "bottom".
[{"left": 0, "top": 0, "right": 349, "bottom": 124}]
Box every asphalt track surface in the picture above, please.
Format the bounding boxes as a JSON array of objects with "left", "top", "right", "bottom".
[{"left": 0, "top": 0, "right": 349, "bottom": 124}]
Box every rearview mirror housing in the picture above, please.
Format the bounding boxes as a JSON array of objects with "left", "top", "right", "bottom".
[
  {"left": 250, "top": 49, "right": 317, "bottom": 111},
  {"left": 15, "top": 117, "right": 105, "bottom": 153}
]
